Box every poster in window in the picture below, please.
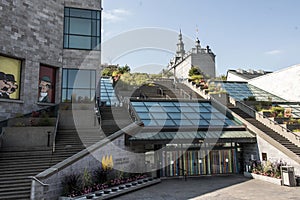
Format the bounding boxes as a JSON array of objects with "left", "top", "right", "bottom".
[
  {"left": 0, "top": 56, "right": 21, "bottom": 100},
  {"left": 38, "top": 66, "right": 56, "bottom": 103}
]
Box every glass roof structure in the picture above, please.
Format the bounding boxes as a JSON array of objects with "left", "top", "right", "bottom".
[
  {"left": 100, "top": 77, "right": 119, "bottom": 106},
  {"left": 129, "top": 130, "right": 256, "bottom": 141},
  {"left": 217, "top": 82, "right": 285, "bottom": 102},
  {"left": 131, "top": 100, "right": 241, "bottom": 127}
]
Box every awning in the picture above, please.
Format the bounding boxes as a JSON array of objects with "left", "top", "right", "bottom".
[{"left": 129, "top": 130, "right": 256, "bottom": 144}]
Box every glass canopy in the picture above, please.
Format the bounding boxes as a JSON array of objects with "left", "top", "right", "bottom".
[
  {"left": 218, "top": 82, "right": 285, "bottom": 102},
  {"left": 131, "top": 100, "right": 241, "bottom": 127},
  {"left": 100, "top": 78, "right": 119, "bottom": 106}
]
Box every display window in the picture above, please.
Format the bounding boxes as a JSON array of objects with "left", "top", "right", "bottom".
[
  {"left": 38, "top": 65, "right": 56, "bottom": 103},
  {"left": 0, "top": 55, "right": 22, "bottom": 100}
]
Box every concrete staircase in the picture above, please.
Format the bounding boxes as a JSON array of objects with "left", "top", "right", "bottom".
[
  {"left": 230, "top": 107, "right": 300, "bottom": 157},
  {"left": 100, "top": 106, "right": 132, "bottom": 136},
  {"left": 175, "top": 82, "right": 204, "bottom": 99},
  {"left": 0, "top": 126, "right": 104, "bottom": 199}
]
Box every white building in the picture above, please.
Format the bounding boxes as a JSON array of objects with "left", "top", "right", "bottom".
[
  {"left": 226, "top": 69, "right": 271, "bottom": 82},
  {"left": 249, "top": 64, "right": 300, "bottom": 102},
  {"left": 168, "top": 31, "right": 216, "bottom": 80}
]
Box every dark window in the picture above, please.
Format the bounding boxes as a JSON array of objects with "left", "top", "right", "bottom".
[
  {"left": 262, "top": 153, "right": 267, "bottom": 161},
  {"left": 62, "top": 69, "right": 96, "bottom": 102},
  {"left": 64, "top": 7, "right": 101, "bottom": 50}
]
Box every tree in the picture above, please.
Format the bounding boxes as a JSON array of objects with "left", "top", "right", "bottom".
[
  {"left": 188, "top": 66, "right": 201, "bottom": 76},
  {"left": 215, "top": 74, "right": 227, "bottom": 81},
  {"left": 101, "top": 65, "right": 118, "bottom": 76},
  {"left": 118, "top": 65, "right": 131, "bottom": 74}
]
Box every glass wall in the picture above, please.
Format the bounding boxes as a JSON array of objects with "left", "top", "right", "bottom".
[
  {"left": 64, "top": 7, "right": 101, "bottom": 50},
  {"left": 162, "top": 149, "right": 237, "bottom": 177},
  {"left": 100, "top": 77, "right": 119, "bottom": 106},
  {"left": 62, "top": 69, "right": 96, "bottom": 102}
]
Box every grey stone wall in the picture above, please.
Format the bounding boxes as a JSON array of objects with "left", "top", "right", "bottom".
[
  {"left": 0, "top": 0, "right": 102, "bottom": 119},
  {"left": 0, "top": 0, "right": 64, "bottom": 119},
  {"left": 191, "top": 53, "right": 216, "bottom": 78}
]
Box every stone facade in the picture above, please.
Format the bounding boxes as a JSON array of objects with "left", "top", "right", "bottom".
[{"left": 0, "top": 0, "right": 102, "bottom": 119}]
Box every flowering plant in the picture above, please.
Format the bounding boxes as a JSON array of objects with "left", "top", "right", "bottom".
[
  {"left": 249, "top": 160, "right": 286, "bottom": 179},
  {"left": 62, "top": 168, "right": 148, "bottom": 197}
]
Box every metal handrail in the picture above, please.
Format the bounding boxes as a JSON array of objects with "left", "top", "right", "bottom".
[
  {"left": 28, "top": 176, "right": 49, "bottom": 186},
  {"left": 237, "top": 100, "right": 300, "bottom": 140},
  {"left": 0, "top": 129, "right": 4, "bottom": 149},
  {"left": 52, "top": 112, "right": 60, "bottom": 153}
]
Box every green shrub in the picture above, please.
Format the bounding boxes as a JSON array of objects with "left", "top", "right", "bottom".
[
  {"left": 37, "top": 117, "right": 53, "bottom": 126},
  {"left": 93, "top": 168, "right": 108, "bottom": 185},
  {"left": 61, "top": 174, "right": 81, "bottom": 197},
  {"left": 81, "top": 168, "right": 93, "bottom": 189}
]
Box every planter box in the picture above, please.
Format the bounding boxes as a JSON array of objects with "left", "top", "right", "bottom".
[
  {"left": 286, "top": 124, "right": 300, "bottom": 131},
  {"left": 8, "top": 117, "right": 56, "bottom": 127},
  {"left": 59, "top": 178, "right": 161, "bottom": 200},
  {"left": 244, "top": 172, "right": 282, "bottom": 186},
  {"left": 243, "top": 100, "right": 259, "bottom": 109},
  {"left": 273, "top": 117, "right": 290, "bottom": 124},
  {"left": 260, "top": 111, "right": 274, "bottom": 118}
]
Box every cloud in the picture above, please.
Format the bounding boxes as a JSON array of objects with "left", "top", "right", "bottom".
[
  {"left": 264, "top": 50, "right": 283, "bottom": 55},
  {"left": 103, "top": 9, "right": 132, "bottom": 23}
]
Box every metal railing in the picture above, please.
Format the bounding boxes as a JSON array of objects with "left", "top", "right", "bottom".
[
  {"left": 236, "top": 100, "right": 300, "bottom": 142},
  {"left": 52, "top": 112, "right": 60, "bottom": 153},
  {"left": 0, "top": 128, "right": 4, "bottom": 149},
  {"left": 28, "top": 176, "right": 49, "bottom": 187},
  {"left": 28, "top": 176, "right": 49, "bottom": 200}
]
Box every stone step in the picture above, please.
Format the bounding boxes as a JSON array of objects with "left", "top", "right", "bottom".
[
  {"left": 0, "top": 164, "right": 55, "bottom": 173},
  {"left": 0, "top": 184, "right": 31, "bottom": 193},
  {"left": 0, "top": 190, "right": 30, "bottom": 200},
  {"left": 0, "top": 179, "right": 30, "bottom": 185},
  {"left": 231, "top": 107, "right": 300, "bottom": 157},
  {"left": 0, "top": 124, "right": 98, "bottom": 199},
  {"left": 0, "top": 170, "right": 45, "bottom": 178},
  {"left": 0, "top": 153, "right": 79, "bottom": 161}
]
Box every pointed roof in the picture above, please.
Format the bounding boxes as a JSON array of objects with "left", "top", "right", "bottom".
[{"left": 176, "top": 29, "right": 185, "bottom": 57}]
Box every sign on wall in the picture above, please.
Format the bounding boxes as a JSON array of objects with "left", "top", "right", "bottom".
[{"left": 0, "top": 56, "right": 21, "bottom": 100}]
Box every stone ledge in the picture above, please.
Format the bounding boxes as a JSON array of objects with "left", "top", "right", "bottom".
[
  {"left": 59, "top": 178, "right": 161, "bottom": 200},
  {"left": 244, "top": 172, "right": 282, "bottom": 185}
]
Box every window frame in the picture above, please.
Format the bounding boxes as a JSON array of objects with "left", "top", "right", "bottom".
[
  {"left": 63, "top": 7, "right": 101, "bottom": 50},
  {"left": 0, "top": 54, "right": 23, "bottom": 101}
]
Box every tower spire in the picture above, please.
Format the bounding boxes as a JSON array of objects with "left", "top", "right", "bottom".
[
  {"left": 195, "top": 25, "right": 201, "bottom": 52},
  {"left": 176, "top": 29, "right": 185, "bottom": 57}
]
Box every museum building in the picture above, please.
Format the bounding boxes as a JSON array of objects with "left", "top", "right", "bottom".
[{"left": 0, "top": 0, "right": 102, "bottom": 120}]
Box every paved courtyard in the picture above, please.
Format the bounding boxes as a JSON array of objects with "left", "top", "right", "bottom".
[{"left": 116, "top": 175, "right": 300, "bottom": 200}]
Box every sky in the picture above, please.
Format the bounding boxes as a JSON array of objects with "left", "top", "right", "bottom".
[{"left": 101, "top": 0, "right": 300, "bottom": 75}]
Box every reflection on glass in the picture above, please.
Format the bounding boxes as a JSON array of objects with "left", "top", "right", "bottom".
[
  {"left": 70, "top": 18, "right": 91, "bottom": 35},
  {"left": 69, "top": 35, "right": 91, "bottom": 49},
  {"left": 61, "top": 69, "right": 95, "bottom": 102}
]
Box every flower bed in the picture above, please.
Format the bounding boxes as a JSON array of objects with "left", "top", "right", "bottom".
[
  {"left": 59, "top": 177, "right": 160, "bottom": 200},
  {"left": 60, "top": 168, "right": 150, "bottom": 199}
]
